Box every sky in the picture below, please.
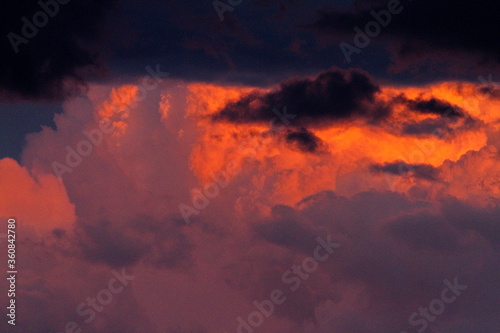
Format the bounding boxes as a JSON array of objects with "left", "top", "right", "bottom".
[{"left": 0, "top": 0, "right": 499, "bottom": 332}]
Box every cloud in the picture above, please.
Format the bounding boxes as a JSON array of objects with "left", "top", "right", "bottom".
[
  {"left": 0, "top": 157, "right": 76, "bottom": 233},
  {"left": 3, "top": 0, "right": 496, "bottom": 105},
  {"left": 212, "top": 189, "right": 498, "bottom": 332},
  {"left": 213, "top": 67, "right": 390, "bottom": 127},
  {"left": 479, "top": 86, "right": 500, "bottom": 99},
  {"left": 284, "top": 191, "right": 498, "bottom": 332},
  {"left": 253, "top": 205, "right": 323, "bottom": 253},
  {"left": 436, "top": 145, "right": 500, "bottom": 206},
  {"left": 403, "top": 96, "right": 464, "bottom": 118},
  {"left": 0, "top": 0, "right": 117, "bottom": 100},
  {"left": 0, "top": 238, "right": 159, "bottom": 333},
  {"left": 285, "top": 128, "right": 324, "bottom": 153},
  {"left": 370, "top": 161, "right": 439, "bottom": 181},
  {"left": 309, "top": 0, "right": 500, "bottom": 66},
  {"left": 8, "top": 78, "right": 498, "bottom": 332}
]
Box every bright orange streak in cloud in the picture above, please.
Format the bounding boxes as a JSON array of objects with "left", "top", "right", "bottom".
[
  {"left": 98, "top": 85, "right": 139, "bottom": 134},
  {"left": 159, "top": 91, "right": 172, "bottom": 122},
  {"left": 186, "top": 83, "right": 256, "bottom": 183}
]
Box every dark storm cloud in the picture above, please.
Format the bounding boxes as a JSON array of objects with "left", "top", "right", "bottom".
[
  {"left": 0, "top": 0, "right": 116, "bottom": 100},
  {"left": 309, "top": 0, "right": 500, "bottom": 64},
  {"left": 381, "top": 94, "right": 480, "bottom": 138},
  {"left": 285, "top": 128, "right": 324, "bottom": 153},
  {"left": 101, "top": 0, "right": 332, "bottom": 85},
  {"left": 213, "top": 67, "right": 390, "bottom": 127},
  {"left": 1, "top": 0, "right": 494, "bottom": 103},
  {"left": 0, "top": 0, "right": 343, "bottom": 101},
  {"left": 90, "top": 0, "right": 496, "bottom": 86},
  {"left": 370, "top": 161, "right": 439, "bottom": 181},
  {"left": 404, "top": 97, "right": 464, "bottom": 118},
  {"left": 212, "top": 68, "right": 477, "bottom": 135},
  {"left": 401, "top": 118, "right": 453, "bottom": 136},
  {"left": 401, "top": 115, "right": 479, "bottom": 138}
]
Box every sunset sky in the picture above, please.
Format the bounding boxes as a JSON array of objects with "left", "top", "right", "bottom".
[{"left": 0, "top": 1, "right": 499, "bottom": 332}]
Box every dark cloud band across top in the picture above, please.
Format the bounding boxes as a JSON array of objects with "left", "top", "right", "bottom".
[{"left": 309, "top": 0, "right": 500, "bottom": 65}]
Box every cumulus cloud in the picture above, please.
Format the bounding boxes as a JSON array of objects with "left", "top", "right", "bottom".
[
  {"left": 0, "top": 157, "right": 76, "bottom": 233},
  {"left": 1, "top": 75, "right": 497, "bottom": 332},
  {"left": 0, "top": 0, "right": 498, "bottom": 331},
  {"left": 401, "top": 96, "right": 465, "bottom": 118},
  {"left": 264, "top": 191, "right": 498, "bottom": 332}
]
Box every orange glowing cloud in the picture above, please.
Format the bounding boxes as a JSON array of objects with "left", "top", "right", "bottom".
[
  {"left": 186, "top": 83, "right": 254, "bottom": 118},
  {"left": 438, "top": 145, "right": 500, "bottom": 207},
  {"left": 182, "top": 80, "right": 497, "bottom": 209},
  {"left": 0, "top": 158, "right": 76, "bottom": 233},
  {"left": 98, "top": 85, "right": 140, "bottom": 134},
  {"left": 186, "top": 83, "right": 258, "bottom": 182}
]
